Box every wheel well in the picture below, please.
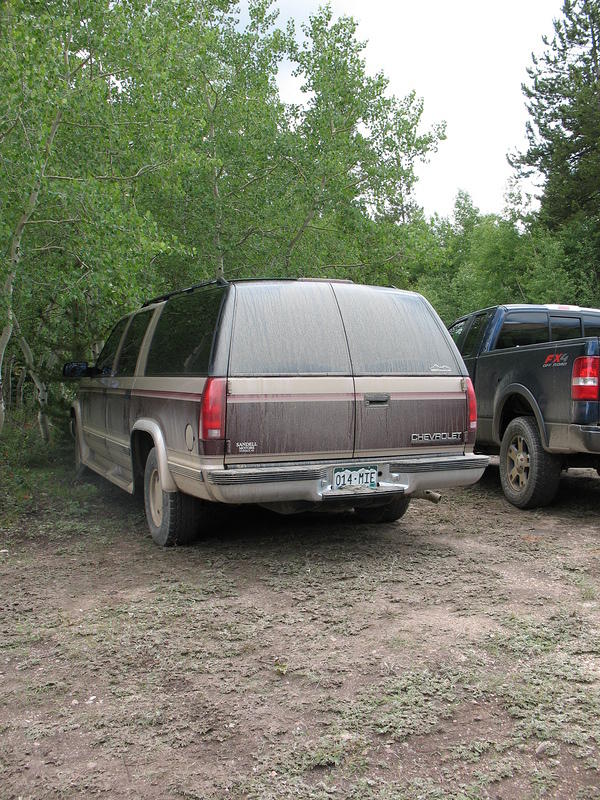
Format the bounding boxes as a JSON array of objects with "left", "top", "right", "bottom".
[
  {"left": 499, "top": 395, "right": 535, "bottom": 440},
  {"left": 131, "top": 430, "right": 154, "bottom": 494}
]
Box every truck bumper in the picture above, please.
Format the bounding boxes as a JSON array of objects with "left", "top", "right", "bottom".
[
  {"left": 567, "top": 425, "right": 600, "bottom": 454},
  {"left": 197, "top": 453, "right": 489, "bottom": 505}
]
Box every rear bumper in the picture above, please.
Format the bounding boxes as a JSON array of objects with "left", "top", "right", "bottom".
[
  {"left": 199, "top": 453, "right": 489, "bottom": 505},
  {"left": 567, "top": 424, "right": 600, "bottom": 454}
]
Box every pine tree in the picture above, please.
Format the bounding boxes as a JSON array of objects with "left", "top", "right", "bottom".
[{"left": 514, "top": 0, "right": 600, "bottom": 227}]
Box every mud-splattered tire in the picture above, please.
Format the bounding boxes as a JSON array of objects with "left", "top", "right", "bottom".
[
  {"left": 143, "top": 447, "right": 201, "bottom": 546},
  {"left": 499, "top": 416, "right": 561, "bottom": 509},
  {"left": 355, "top": 495, "right": 410, "bottom": 524}
]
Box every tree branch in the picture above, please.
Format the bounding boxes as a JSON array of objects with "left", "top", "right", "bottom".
[
  {"left": 46, "top": 161, "right": 170, "bottom": 182},
  {"left": 25, "top": 218, "right": 80, "bottom": 225}
]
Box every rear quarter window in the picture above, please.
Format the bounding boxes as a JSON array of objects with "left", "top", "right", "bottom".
[
  {"left": 145, "top": 287, "right": 226, "bottom": 376},
  {"left": 333, "top": 285, "right": 461, "bottom": 375},
  {"left": 229, "top": 282, "right": 351, "bottom": 375}
]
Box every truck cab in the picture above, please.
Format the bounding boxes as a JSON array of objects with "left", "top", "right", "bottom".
[{"left": 449, "top": 304, "right": 600, "bottom": 508}]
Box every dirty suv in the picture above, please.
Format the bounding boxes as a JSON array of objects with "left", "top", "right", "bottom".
[{"left": 64, "top": 279, "right": 489, "bottom": 545}]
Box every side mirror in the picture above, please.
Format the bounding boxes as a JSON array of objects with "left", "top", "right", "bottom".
[{"left": 63, "top": 361, "right": 90, "bottom": 379}]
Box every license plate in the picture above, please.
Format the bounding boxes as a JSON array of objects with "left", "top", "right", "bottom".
[{"left": 333, "top": 465, "right": 378, "bottom": 490}]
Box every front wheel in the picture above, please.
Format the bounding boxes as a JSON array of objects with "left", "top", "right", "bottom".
[
  {"left": 355, "top": 495, "right": 410, "bottom": 524},
  {"left": 144, "top": 447, "right": 202, "bottom": 546},
  {"left": 499, "top": 416, "right": 561, "bottom": 509}
]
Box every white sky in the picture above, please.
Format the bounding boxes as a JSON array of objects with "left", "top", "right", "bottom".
[{"left": 268, "top": 0, "right": 564, "bottom": 219}]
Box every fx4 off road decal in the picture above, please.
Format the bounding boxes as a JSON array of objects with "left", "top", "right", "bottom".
[{"left": 543, "top": 353, "right": 569, "bottom": 368}]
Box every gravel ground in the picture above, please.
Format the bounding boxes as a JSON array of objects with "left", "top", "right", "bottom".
[{"left": 1, "top": 462, "right": 599, "bottom": 799}]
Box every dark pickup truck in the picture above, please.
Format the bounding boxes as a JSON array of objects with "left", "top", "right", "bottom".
[{"left": 449, "top": 304, "right": 600, "bottom": 508}]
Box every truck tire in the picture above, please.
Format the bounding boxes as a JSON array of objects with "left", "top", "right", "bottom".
[
  {"left": 143, "top": 447, "right": 201, "bottom": 546},
  {"left": 499, "top": 416, "right": 561, "bottom": 509},
  {"left": 355, "top": 496, "right": 410, "bottom": 523}
]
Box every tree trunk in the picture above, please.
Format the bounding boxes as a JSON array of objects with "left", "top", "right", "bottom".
[
  {"left": 0, "top": 108, "right": 62, "bottom": 436},
  {"left": 14, "top": 317, "right": 50, "bottom": 443},
  {"left": 16, "top": 368, "right": 25, "bottom": 408}
]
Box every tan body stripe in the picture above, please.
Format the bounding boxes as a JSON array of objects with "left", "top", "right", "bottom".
[
  {"left": 228, "top": 393, "right": 355, "bottom": 403},
  {"left": 132, "top": 389, "right": 202, "bottom": 401},
  {"left": 228, "top": 391, "right": 464, "bottom": 403}
]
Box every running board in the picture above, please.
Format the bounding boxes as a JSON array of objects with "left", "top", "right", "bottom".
[{"left": 84, "top": 453, "right": 134, "bottom": 494}]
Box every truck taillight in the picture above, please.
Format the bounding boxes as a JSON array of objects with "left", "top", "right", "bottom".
[
  {"left": 466, "top": 377, "right": 477, "bottom": 432},
  {"left": 572, "top": 356, "right": 600, "bottom": 401},
  {"left": 200, "top": 378, "right": 227, "bottom": 440}
]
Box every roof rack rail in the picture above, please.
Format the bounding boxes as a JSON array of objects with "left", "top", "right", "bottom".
[
  {"left": 297, "top": 277, "right": 354, "bottom": 284},
  {"left": 142, "top": 276, "right": 228, "bottom": 307}
]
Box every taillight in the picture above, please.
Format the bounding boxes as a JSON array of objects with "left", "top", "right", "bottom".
[
  {"left": 466, "top": 377, "right": 477, "bottom": 433},
  {"left": 200, "top": 378, "right": 227, "bottom": 441},
  {"left": 572, "top": 356, "right": 600, "bottom": 401}
]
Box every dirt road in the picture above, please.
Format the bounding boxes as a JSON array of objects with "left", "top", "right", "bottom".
[{"left": 1, "top": 464, "right": 599, "bottom": 799}]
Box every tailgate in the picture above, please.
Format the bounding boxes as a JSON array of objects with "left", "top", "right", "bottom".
[{"left": 354, "top": 376, "right": 467, "bottom": 457}]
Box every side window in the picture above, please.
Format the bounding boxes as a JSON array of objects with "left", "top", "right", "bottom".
[
  {"left": 96, "top": 317, "right": 129, "bottom": 375},
  {"left": 583, "top": 315, "right": 600, "bottom": 337},
  {"left": 495, "top": 311, "right": 549, "bottom": 350},
  {"left": 448, "top": 318, "right": 468, "bottom": 348},
  {"left": 115, "top": 311, "right": 153, "bottom": 376},
  {"left": 145, "top": 287, "right": 226, "bottom": 377},
  {"left": 550, "top": 316, "right": 581, "bottom": 341},
  {"left": 461, "top": 312, "right": 491, "bottom": 358}
]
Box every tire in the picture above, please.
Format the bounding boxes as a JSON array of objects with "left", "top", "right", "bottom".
[
  {"left": 355, "top": 495, "right": 410, "bottom": 524},
  {"left": 143, "top": 447, "right": 201, "bottom": 546},
  {"left": 499, "top": 416, "right": 561, "bottom": 509}
]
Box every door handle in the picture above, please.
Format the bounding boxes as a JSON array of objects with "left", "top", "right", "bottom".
[{"left": 365, "top": 393, "right": 390, "bottom": 405}]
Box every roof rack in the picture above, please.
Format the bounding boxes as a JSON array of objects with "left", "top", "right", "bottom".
[
  {"left": 141, "top": 275, "right": 356, "bottom": 307},
  {"left": 142, "top": 277, "right": 228, "bottom": 307}
]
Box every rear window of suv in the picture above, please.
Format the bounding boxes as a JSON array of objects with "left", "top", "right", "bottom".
[
  {"left": 333, "top": 285, "right": 460, "bottom": 375},
  {"left": 229, "top": 282, "right": 351, "bottom": 375},
  {"left": 145, "top": 287, "right": 226, "bottom": 376}
]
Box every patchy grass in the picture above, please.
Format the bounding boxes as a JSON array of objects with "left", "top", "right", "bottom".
[{"left": 0, "top": 457, "right": 599, "bottom": 799}]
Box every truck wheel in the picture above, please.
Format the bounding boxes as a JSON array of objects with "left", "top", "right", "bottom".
[
  {"left": 144, "top": 447, "right": 201, "bottom": 546},
  {"left": 355, "top": 496, "right": 410, "bottom": 523},
  {"left": 499, "top": 416, "right": 561, "bottom": 509}
]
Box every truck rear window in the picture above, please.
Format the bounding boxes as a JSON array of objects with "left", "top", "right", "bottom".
[
  {"left": 145, "top": 287, "right": 226, "bottom": 376},
  {"left": 229, "top": 282, "right": 351, "bottom": 376},
  {"left": 333, "top": 285, "right": 461, "bottom": 375}
]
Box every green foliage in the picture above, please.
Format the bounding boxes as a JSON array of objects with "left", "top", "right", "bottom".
[{"left": 3, "top": 0, "right": 600, "bottom": 448}]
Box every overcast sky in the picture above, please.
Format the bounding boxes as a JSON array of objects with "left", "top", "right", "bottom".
[{"left": 264, "top": 0, "right": 564, "bottom": 219}]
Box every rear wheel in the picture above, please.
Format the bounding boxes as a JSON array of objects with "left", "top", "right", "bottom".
[
  {"left": 355, "top": 495, "right": 410, "bottom": 524},
  {"left": 499, "top": 416, "right": 561, "bottom": 509},
  {"left": 143, "top": 447, "right": 202, "bottom": 546}
]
